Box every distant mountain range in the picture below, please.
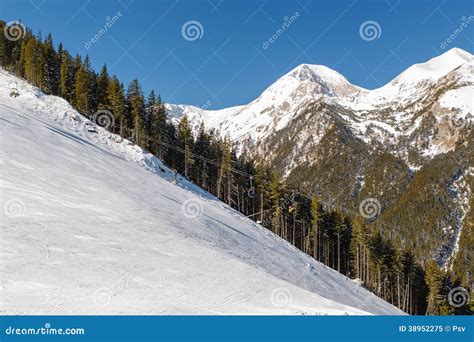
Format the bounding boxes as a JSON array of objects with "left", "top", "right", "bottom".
[{"left": 166, "top": 48, "right": 474, "bottom": 270}]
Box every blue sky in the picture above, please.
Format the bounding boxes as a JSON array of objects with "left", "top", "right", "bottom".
[{"left": 2, "top": 0, "right": 473, "bottom": 108}]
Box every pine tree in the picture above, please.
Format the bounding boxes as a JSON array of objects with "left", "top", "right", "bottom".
[
  {"left": 349, "top": 216, "right": 366, "bottom": 280},
  {"left": 0, "top": 21, "right": 8, "bottom": 67},
  {"left": 107, "top": 76, "right": 125, "bottom": 134},
  {"left": 177, "top": 115, "right": 193, "bottom": 178},
  {"left": 89, "top": 69, "right": 99, "bottom": 113},
  {"left": 59, "top": 50, "right": 73, "bottom": 101},
  {"left": 73, "top": 60, "right": 90, "bottom": 114},
  {"left": 217, "top": 137, "right": 232, "bottom": 202},
  {"left": 146, "top": 91, "right": 169, "bottom": 156},
  {"left": 23, "top": 37, "right": 37, "bottom": 84},
  {"left": 41, "top": 33, "right": 59, "bottom": 95},
  {"left": 390, "top": 247, "right": 404, "bottom": 308},
  {"left": 126, "top": 79, "right": 147, "bottom": 146},
  {"left": 97, "top": 64, "right": 109, "bottom": 108},
  {"left": 70, "top": 54, "right": 82, "bottom": 101},
  {"left": 254, "top": 158, "right": 269, "bottom": 225},
  {"left": 309, "top": 197, "right": 320, "bottom": 260},
  {"left": 269, "top": 172, "right": 284, "bottom": 235},
  {"left": 155, "top": 96, "right": 167, "bottom": 157},
  {"left": 163, "top": 122, "right": 178, "bottom": 168},
  {"left": 332, "top": 209, "right": 345, "bottom": 272},
  {"left": 10, "top": 44, "right": 21, "bottom": 74},
  {"left": 425, "top": 260, "right": 445, "bottom": 315},
  {"left": 191, "top": 121, "right": 212, "bottom": 188},
  {"left": 145, "top": 90, "right": 156, "bottom": 144},
  {"left": 33, "top": 35, "right": 45, "bottom": 88}
]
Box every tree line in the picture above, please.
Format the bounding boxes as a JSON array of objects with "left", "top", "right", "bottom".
[{"left": 0, "top": 20, "right": 470, "bottom": 315}]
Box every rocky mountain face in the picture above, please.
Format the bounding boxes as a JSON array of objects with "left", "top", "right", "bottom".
[{"left": 166, "top": 48, "right": 473, "bottom": 273}]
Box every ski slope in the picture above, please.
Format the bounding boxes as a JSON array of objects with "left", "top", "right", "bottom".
[{"left": 0, "top": 70, "right": 403, "bottom": 315}]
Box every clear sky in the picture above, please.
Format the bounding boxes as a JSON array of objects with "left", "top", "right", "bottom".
[{"left": 1, "top": 0, "right": 473, "bottom": 109}]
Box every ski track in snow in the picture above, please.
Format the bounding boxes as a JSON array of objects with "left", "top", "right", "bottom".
[{"left": 0, "top": 70, "right": 404, "bottom": 315}]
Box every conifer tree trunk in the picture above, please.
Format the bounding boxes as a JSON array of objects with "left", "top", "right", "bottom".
[{"left": 337, "top": 232, "right": 340, "bottom": 272}]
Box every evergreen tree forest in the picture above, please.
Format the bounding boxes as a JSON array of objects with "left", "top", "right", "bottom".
[{"left": 0, "top": 21, "right": 470, "bottom": 315}]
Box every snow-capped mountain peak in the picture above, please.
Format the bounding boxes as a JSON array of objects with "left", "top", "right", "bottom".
[
  {"left": 287, "top": 63, "right": 359, "bottom": 94},
  {"left": 258, "top": 63, "right": 361, "bottom": 103},
  {"left": 168, "top": 62, "right": 363, "bottom": 148},
  {"left": 381, "top": 47, "right": 473, "bottom": 91}
]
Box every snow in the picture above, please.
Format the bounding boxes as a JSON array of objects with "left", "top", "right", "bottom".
[
  {"left": 439, "top": 86, "right": 474, "bottom": 115},
  {"left": 168, "top": 48, "right": 473, "bottom": 161},
  {"left": 386, "top": 47, "right": 472, "bottom": 85},
  {"left": 353, "top": 48, "right": 473, "bottom": 109},
  {"left": 0, "top": 70, "right": 404, "bottom": 315}
]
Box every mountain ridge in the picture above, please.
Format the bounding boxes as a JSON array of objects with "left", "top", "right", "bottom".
[
  {"left": 168, "top": 47, "right": 472, "bottom": 110},
  {"left": 166, "top": 47, "right": 473, "bottom": 166}
]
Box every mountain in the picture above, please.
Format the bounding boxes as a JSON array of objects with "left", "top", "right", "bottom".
[
  {"left": 166, "top": 48, "right": 474, "bottom": 271},
  {"left": 166, "top": 63, "right": 361, "bottom": 154},
  {"left": 0, "top": 69, "right": 403, "bottom": 315},
  {"left": 167, "top": 48, "right": 472, "bottom": 164}
]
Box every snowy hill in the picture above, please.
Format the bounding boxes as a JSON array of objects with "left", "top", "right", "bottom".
[{"left": 0, "top": 69, "right": 403, "bottom": 315}]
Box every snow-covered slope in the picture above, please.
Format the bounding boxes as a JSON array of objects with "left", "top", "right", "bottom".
[
  {"left": 0, "top": 70, "right": 403, "bottom": 315},
  {"left": 167, "top": 48, "right": 473, "bottom": 162}
]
